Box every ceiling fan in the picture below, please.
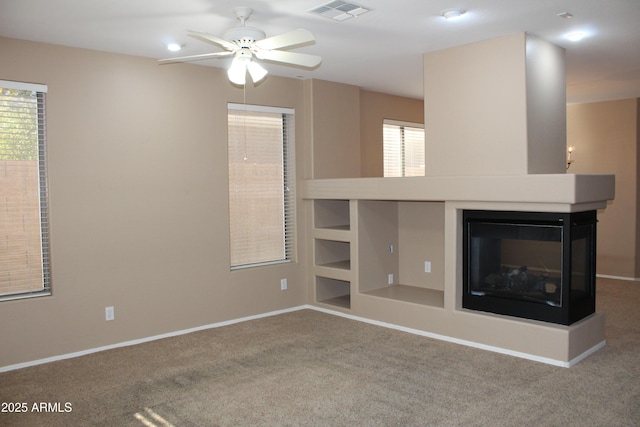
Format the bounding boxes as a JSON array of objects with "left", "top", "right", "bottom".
[{"left": 159, "top": 7, "right": 322, "bottom": 85}]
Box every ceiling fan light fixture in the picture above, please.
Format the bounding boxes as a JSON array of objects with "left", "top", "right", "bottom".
[
  {"left": 228, "top": 56, "right": 249, "bottom": 85},
  {"left": 228, "top": 49, "right": 268, "bottom": 85},
  {"left": 247, "top": 61, "right": 268, "bottom": 83},
  {"left": 166, "top": 42, "right": 183, "bottom": 52}
]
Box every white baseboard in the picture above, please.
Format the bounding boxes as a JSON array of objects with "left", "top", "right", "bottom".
[
  {"left": 597, "top": 274, "right": 640, "bottom": 282},
  {"left": 307, "top": 305, "right": 604, "bottom": 368},
  {"left": 0, "top": 305, "right": 308, "bottom": 373},
  {"left": 1, "top": 303, "right": 605, "bottom": 372},
  {"left": 568, "top": 340, "right": 607, "bottom": 367}
]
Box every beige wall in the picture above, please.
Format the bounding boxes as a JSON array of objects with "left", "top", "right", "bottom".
[
  {"left": 307, "top": 79, "right": 361, "bottom": 179},
  {"left": 424, "top": 33, "right": 566, "bottom": 176},
  {"left": 525, "top": 35, "right": 567, "bottom": 174},
  {"left": 359, "top": 90, "right": 424, "bottom": 177},
  {"left": 398, "top": 201, "right": 444, "bottom": 291},
  {"left": 353, "top": 200, "right": 446, "bottom": 292},
  {"left": 0, "top": 37, "right": 311, "bottom": 368},
  {"left": 308, "top": 85, "right": 424, "bottom": 179},
  {"left": 567, "top": 98, "right": 640, "bottom": 278}
]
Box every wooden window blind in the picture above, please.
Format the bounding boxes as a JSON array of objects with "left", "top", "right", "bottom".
[
  {"left": 227, "top": 103, "right": 295, "bottom": 269},
  {"left": 0, "top": 80, "right": 50, "bottom": 300},
  {"left": 383, "top": 120, "right": 425, "bottom": 177}
]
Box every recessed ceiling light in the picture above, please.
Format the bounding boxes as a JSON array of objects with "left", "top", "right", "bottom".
[
  {"left": 566, "top": 32, "right": 586, "bottom": 42},
  {"left": 441, "top": 9, "right": 466, "bottom": 20},
  {"left": 167, "top": 43, "right": 183, "bottom": 52}
]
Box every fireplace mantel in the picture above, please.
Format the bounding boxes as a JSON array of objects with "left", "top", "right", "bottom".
[{"left": 302, "top": 173, "right": 614, "bottom": 209}]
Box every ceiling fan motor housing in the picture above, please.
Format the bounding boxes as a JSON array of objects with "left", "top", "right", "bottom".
[{"left": 222, "top": 27, "right": 266, "bottom": 44}]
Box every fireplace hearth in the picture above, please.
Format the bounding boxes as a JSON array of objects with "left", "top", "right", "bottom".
[{"left": 463, "top": 210, "right": 597, "bottom": 325}]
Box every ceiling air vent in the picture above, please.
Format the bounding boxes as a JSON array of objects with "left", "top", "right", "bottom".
[{"left": 308, "top": 1, "right": 371, "bottom": 22}]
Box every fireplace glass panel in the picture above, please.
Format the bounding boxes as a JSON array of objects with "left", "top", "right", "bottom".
[
  {"left": 463, "top": 210, "right": 596, "bottom": 325},
  {"left": 467, "top": 222, "right": 563, "bottom": 307},
  {"left": 571, "top": 224, "right": 594, "bottom": 301}
]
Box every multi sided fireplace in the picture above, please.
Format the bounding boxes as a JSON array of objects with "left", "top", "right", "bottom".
[{"left": 463, "top": 210, "right": 597, "bottom": 325}]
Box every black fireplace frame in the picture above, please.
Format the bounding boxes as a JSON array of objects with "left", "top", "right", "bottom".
[{"left": 462, "top": 210, "right": 597, "bottom": 325}]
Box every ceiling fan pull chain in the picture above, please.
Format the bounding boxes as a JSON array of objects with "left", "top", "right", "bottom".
[{"left": 243, "top": 84, "right": 248, "bottom": 161}]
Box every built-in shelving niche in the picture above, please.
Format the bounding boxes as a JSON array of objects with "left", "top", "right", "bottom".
[
  {"left": 358, "top": 200, "right": 445, "bottom": 308},
  {"left": 314, "top": 199, "right": 350, "bottom": 230},
  {"left": 315, "top": 239, "right": 350, "bottom": 270},
  {"left": 315, "top": 276, "right": 351, "bottom": 309},
  {"left": 313, "top": 199, "right": 352, "bottom": 310}
]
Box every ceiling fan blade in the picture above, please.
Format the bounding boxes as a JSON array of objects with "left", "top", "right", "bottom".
[
  {"left": 255, "top": 49, "right": 322, "bottom": 68},
  {"left": 187, "top": 30, "right": 238, "bottom": 51},
  {"left": 158, "top": 51, "right": 233, "bottom": 64},
  {"left": 254, "top": 29, "right": 315, "bottom": 51}
]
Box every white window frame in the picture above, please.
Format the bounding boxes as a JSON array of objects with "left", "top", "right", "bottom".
[
  {"left": 0, "top": 79, "right": 51, "bottom": 301},
  {"left": 227, "top": 103, "right": 296, "bottom": 270},
  {"left": 383, "top": 119, "right": 425, "bottom": 177}
]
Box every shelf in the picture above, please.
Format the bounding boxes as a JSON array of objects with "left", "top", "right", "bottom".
[
  {"left": 314, "top": 199, "right": 350, "bottom": 230},
  {"left": 361, "top": 285, "right": 444, "bottom": 308},
  {"left": 314, "top": 265, "right": 351, "bottom": 282},
  {"left": 313, "top": 226, "right": 351, "bottom": 241},
  {"left": 316, "top": 276, "right": 351, "bottom": 310},
  {"left": 315, "top": 239, "right": 350, "bottom": 266},
  {"left": 317, "top": 260, "right": 351, "bottom": 270},
  {"left": 318, "top": 294, "right": 351, "bottom": 309},
  {"left": 317, "top": 224, "right": 350, "bottom": 231}
]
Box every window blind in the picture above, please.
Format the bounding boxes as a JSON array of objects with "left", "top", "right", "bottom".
[
  {"left": 227, "top": 103, "right": 295, "bottom": 269},
  {"left": 0, "top": 80, "right": 50, "bottom": 300},
  {"left": 383, "top": 120, "right": 425, "bottom": 177}
]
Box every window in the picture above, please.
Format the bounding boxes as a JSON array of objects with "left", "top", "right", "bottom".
[
  {"left": 0, "top": 80, "right": 50, "bottom": 300},
  {"left": 383, "top": 120, "right": 425, "bottom": 177},
  {"left": 227, "top": 103, "right": 295, "bottom": 269}
]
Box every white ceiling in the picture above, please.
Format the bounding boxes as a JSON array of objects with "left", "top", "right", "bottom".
[{"left": 1, "top": 0, "right": 639, "bottom": 104}]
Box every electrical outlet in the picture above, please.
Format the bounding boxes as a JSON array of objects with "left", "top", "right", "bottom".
[
  {"left": 105, "top": 306, "right": 115, "bottom": 321},
  {"left": 424, "top": 261, "right": 432, "bottom": 273},
  {"left": 280, "top": 278, "right": 288, "bottom": 291},
  {"left": 388, "top": 273, "right": 394, "bottom": 285}
]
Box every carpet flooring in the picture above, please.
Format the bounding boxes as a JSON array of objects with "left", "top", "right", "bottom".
[{"left": 1, "top": 277, "right": 638, "bottom": 426}]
